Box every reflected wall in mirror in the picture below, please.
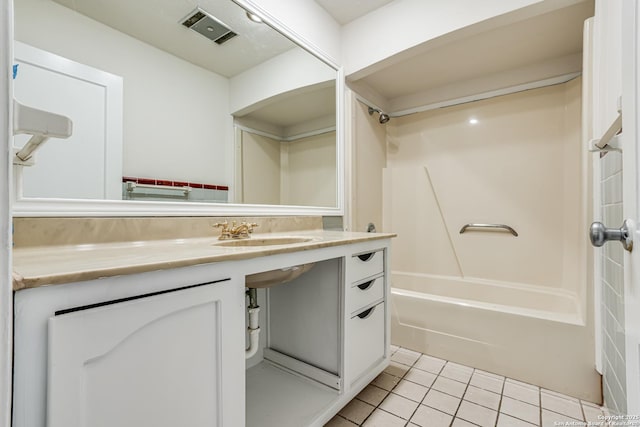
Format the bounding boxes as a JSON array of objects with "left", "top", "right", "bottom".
[{"left": 13, "top": 0, "right": 338, "bottom": 207}]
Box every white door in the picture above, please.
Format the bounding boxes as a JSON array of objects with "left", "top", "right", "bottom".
[
  {"left": 621, "top": 0, "right": 640, "bottom": 414},
  {"left": 47, "top": 280, "right": 245, "bottom": 427},
  {"left": 592, "top": 0, "right": 640, "bottom": 414},
  {"left": 13, "top": 42, "right": 123, "bottom": 200}
]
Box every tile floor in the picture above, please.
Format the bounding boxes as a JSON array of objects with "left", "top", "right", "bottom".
[{"left": 325, "top": 346, "right": 609, "bottom": 427}]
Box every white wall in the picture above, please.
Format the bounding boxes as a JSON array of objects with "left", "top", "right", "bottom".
[
  {"left": 0, "top": 1, "right": 13, "bottom": 426},
  {"left": 14, "top": 0, "right": 231, "bottom": 186},
  {"left": 235, "top": 0, "right": 341, "bottom": 66},
  {"left": 342, "top": 0, "right": 583, "bottom": 77},
  {"left": 229, "top": 47, "right": 336, "bottom": 115}
]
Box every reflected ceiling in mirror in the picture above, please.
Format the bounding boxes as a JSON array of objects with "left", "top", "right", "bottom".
[{"left": 13, "top": 0, "right": 338, "bottom": 208}]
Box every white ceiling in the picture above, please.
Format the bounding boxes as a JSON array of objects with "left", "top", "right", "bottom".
[
  {"left": 51, "top": 0, "right": 296, "bottom": 77},
  {"left": 314, "top": 0, "right": 395, "bottom": 25},
  {"left": 350, "top": 1, "right": 594, "bottom": 111}
]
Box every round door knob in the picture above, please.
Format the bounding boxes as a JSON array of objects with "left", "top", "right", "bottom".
[{"left": 589, "top": 220, "right": 633, "bottom": 252}]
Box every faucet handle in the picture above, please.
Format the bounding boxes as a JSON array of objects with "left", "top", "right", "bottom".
[
  {"left": 213, "top": 221, "right": 229, "bottom": 230},
  {"left": 213, "top": 221, "right": 231, "bottom": 240}
]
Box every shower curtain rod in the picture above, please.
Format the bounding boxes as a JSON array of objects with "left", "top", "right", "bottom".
[{"left": 354, "top": 72, "right": 581, "bottom": 119}]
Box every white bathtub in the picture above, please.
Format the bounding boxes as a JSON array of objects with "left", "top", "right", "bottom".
[{"left": 390, "top": 272, "right": 602, "bottom": 402}]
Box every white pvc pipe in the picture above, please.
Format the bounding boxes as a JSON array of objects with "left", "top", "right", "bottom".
[{"left": 245, "top": 307, "right": 260, "bottom": 359}]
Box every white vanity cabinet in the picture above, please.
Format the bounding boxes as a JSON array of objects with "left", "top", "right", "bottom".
[
  {"left": 12, "top": 235, "right": 392, "bottom": 427},
  {"left": 345, "top": 250, "right": 387, "bottom": 384},
  {"left": 13, "top": 266, "right": 245, "bottom": 427},
  {"left": 47, "top": 280, "right": 240, "bottom": 427}
]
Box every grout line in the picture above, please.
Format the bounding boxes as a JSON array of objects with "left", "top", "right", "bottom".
[
  {"left": 344, "top": 347, "right": 608, "bottom": 427},
  {"left": 358, "top": 352, "right": 420, "bottom": 426},
  {"left": 449, "top": 366, "right": 474, "bottom": 427},
  {"left": 492, "top": 372, "right": 506, "bottom": 427}
]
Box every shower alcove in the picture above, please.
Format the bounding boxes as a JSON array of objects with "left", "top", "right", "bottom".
[{"left": 348, "top": 1, "right": 600, "bottom": 402}]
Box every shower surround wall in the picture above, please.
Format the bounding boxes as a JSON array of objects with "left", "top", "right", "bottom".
[{"left": 381, "top": 79, "right": 600, "bottom": 401}]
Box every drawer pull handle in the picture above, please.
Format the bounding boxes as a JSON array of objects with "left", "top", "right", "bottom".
[
  {"left": 357, "top": 252, "right": 375, "bottom": 262},
  {"left": 357, "top": 280, "right": 374, "bottom": 291},
  {"left": 357, "top": 306, "right": 375, "bottom": 319}
]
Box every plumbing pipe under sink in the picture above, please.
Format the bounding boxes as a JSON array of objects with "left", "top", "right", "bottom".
[{"left": 246, "top": 288, "right": 260, "bottom": 359}]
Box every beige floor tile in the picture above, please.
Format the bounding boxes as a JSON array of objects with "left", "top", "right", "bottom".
[
  {"left": 542, "top": 388, "right": 580, "bottom": 402},
  {"left": 356, "top": 385, "right": 389, "bottom": 407},
  {"left": 391, "top": 348, "right": 422, "bottom": 366},
  {"left": 506, "top": 378, "right": 538, "bottom": 390},
  {"left": 580, "top": 399, "right": 602, "bottom": 409},
  {"left": 582, "top": 402, "right": 605, "bottom": 423},
  {"left": 392, "top": 379, "right": 429, "bottom": 402},
  {"left": 452, "top": 418, "right": 477, "bottom": 427},
  {"left": 414, "top": 354, "right": 446, "bottom": 374},
  {"left": 503, "top": 380, "right": 539, "bottom": 406},
  {"left": 379, "top": 393, "right": 420, "bottom": 420},
  {"left": 496, "top": 413, "right": 537, "bottom": 427},
  {"left": 410, "top": 405, "right": 453, "bottom": 427},
  {"left": 456, "top": 400, "right": 498, "bottom": 427},
  {"left": 323, "top": 415, "right": 359, "bottom": 427},
  {"left": 541, "top": 409, "right": 583, "bottom": 427},
  {"left": 500, "top": 396, "right": 540, "bottom": 425},
  {"left": 371, "top": 372, "right": 401, "bottom": 391},
  {"left": 338, "top": 399, "right": 375, "bottom": 424},
  {"left": 469, "top": 371, "right": 504, "bottom": 394},
  {"left": 541, "top": 391, "right": 584, "bottom": 420},
  {"left": 362, "top": 409, "right": 405, "bottom": 427},
  {"left": 404, "top": 368, "right": 437, "bottom": 388},
  {"left": 384, "top": 361, "right": 410, "bottom": 378},
  {"left": 474, "top": 369, "right": 505, "bottom": 381},
  {"left": 464, "top": 385, "right": 500, "bottom": 410},
  {"left": 440, "top": 362, "right": 473, "bottom": 383},
  {"left": 423, "top": 389, "right": 461, "bottom": 415},
  {"left": 390, "top": 344, "right": 400, "bottom": 353},
  {"left": 432, "top": 376, "right": 467, "bottom": 398}
]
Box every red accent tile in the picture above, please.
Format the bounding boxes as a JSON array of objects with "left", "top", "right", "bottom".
[
  {"left": 137, "top": 178, "right": 156, "bottom": 185},
  {"left": 217, "top": 185, "right": 229, "bottom": 191},
  {"left": 189, "top": 183, "right": 204, "bottom": 189},
  {"left": 156, "top": 179, "right": 173, "bottom": 187},
  {"left": 202, "top": 184, "right": 217, "bottom": 190},
  {"left": 173, "top": 181, "right": 189, "bottom": 187},
  {"left": 122, "top": 176, "right": 137, "bottom": 183}
]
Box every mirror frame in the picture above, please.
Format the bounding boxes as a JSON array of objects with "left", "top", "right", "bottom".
[{"left": 12, "top": 0, "right": 345, "bottom": 217}]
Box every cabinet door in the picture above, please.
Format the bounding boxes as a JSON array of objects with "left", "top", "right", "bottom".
[{"left": 47, "top": 279, "right": 244, "bottom": 427}]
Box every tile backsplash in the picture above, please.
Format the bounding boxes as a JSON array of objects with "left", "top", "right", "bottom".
[{"left": 12, "top": 216, "right": 324, "bottom": 248}]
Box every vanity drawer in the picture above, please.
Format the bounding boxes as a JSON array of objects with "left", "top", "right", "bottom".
[
  {"left": 348, "top": 275, "right": 384, "bottom": 315},
  {"left": 349, "top": 250, "right": 384, "bottom": 282},
  {"left": 347, "top": 302, "right": 385, "bottom": 382}
]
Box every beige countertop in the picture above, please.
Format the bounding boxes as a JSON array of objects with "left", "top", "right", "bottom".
[{"left": 12, "top": 230, "right": 395, "bottom": 291}]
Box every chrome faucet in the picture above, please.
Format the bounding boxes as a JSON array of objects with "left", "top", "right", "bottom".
[{"left": 213, "top": 221, "right": 258, "bottom": 240}]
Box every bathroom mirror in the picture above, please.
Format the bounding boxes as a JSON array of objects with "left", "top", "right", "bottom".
[{"left": 12, "top": 0, "right": 341, "bottom": 214}]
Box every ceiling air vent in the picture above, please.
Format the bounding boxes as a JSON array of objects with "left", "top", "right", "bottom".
[{"left": 181, "top": 8, "right": 237, "bottom": 45}]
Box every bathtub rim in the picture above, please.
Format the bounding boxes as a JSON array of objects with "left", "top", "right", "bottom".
[{"left": 391, "top": 271, "right": 584, "bottom": 326}]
